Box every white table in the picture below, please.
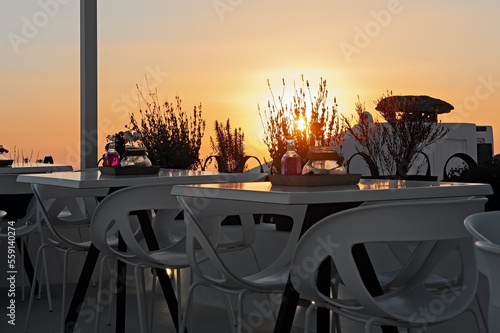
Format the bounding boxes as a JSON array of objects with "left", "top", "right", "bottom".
[
  {"left": 172, "top": 179, "right": 493, "bottom": 333},
  {"left": 0, "top": 162, "right": 72, "bottom": 174},
  {"left": 171, "top": 178, "right": 493, "bottom": 204},
  {"left": 17, "top": 168, "right": 266, "bottom": 188},
  {"left": 17, "top": 168, "right": 266, "bottom": 333}
]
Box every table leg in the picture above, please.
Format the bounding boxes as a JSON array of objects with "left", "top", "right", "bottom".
[
  {"left": 64, "top": 244, "right": 100, "bottom": 333},
  {"left": 273, "top": 260, "right": 337, "bottom": 333},
  {"left": 352, "top": 244, "right": 399, "bottom": 333},
  {"left": 116, "top": 235, "right": 127, "bottom": 333},
  {"left": 273, "top": 277, "right": 300, "bottom": 333},
  {"left": 135, "top": 210, "right": 184, "bottom": 332}
]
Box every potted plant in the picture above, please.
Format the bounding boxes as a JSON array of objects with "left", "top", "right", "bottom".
[
  {"left": 446, "top": 156, "right": 500, "bottom": 211},
  {"left": 130, "top": 88, "right": 205, "bottom": 170},
  {"left": 204, "top": 119, "right": 263, "bottom": 173},
  {"left": 343, "top": 92, "right": 449, "bottom": 180},
  {"left": 259, "top": 76, "right": 345, "bottom": 174}
]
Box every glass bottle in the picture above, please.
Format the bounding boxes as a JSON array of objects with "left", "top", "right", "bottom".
[
  {"left": 281, "top": 136, "right": 301, "bottom": 175},
  {"left": 105, "top": 137, "right": 120, "bottom": 167}
]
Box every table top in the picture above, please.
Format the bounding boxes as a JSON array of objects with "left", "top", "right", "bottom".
[
  {"left": 17, "top": 168, "right": 267, "bottom": 188},
  {"left": 0, "top": 163, "right": 73, "bottom": 174},
  {"left": 171, "top": 179, "right": 494, "bottom": 205}
]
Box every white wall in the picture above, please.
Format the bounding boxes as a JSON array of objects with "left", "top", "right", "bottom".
[{"left": 343, "top": 123, "right": 494, "bottom": 180}]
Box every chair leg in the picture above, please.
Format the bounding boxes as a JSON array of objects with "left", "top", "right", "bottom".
[
  {"left": 224, "top": 293, "right": 238, "bottom": 332},
  {"left": 24, "top": 244, "right": 47, "bottom": 332},
  {"left": 41, "top": 247, "right": 53, "bottom": 311},
  {"left": 135, "top": 265, "right": 149, "bottom": 333},
  {"left": 106, "top": 259, "right": 117, "bottom": 327},
  {"left": 467, "top": 298, "right": 488, "bottom": 333},
  {"left": 180, "top": 281, "right": 202, "bottom": 333},
  {"left": 237, "top": 289, "right": 248, "bottom": 333},
  {"left": 149, "top": 268, "right": 157, "bottom": 333},
  {"left": 95, "top": 255, "right": 114, "bottom": 333},
  {"left": 364, "top": 318, "right": 376, "bottom": 333},
  {"left": 60, "top": 249, "right": 72, "bottom": 333},
  {"left": 331, "top": 283, "right": 341, "bottom": 333},
  {"left": 176, "top": 269, "right": 182, "bottom": 326},
  {"left": 219, "top": 271, "right": 237, "bottom": 330},
  {"left": 21, "top": 237, "right": 26, "bottom": 302},
  {"left": 304, "top": 304, "right": 316, "bottom": 333}
]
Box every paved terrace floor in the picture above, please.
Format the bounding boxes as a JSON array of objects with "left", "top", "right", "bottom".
[{"left": 0, "top": 277, "right": 483, "bottom": 333}]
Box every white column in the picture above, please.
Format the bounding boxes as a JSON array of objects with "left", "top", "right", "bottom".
[{"left": 80, "top": 0, "right": 98, "bottom": 169}]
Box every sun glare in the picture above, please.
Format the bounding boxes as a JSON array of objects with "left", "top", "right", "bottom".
[{"left": 296, "top": 118, "right": 307, "bottom": 131}]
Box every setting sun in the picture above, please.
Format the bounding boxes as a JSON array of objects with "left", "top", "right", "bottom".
[{"left": 295, "top": 118, "right": 307, "bottom": 132}]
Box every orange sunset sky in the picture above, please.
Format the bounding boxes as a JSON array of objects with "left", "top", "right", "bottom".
[{"left": 1, "top": 0, "right": 500, "bottom": 170}]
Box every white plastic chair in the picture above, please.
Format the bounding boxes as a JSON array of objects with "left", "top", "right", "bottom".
[
  {"left": 25, "top": 183, "right": 109, "bottom": 333},
  {"left": 0, "top": 174, "right": 51, "bottom": 305},
  {"left": 177, "top": 195, "right": 307, "bottom": 333},
  {"left": 474, "top": 241, "right": 500, "bottom": 333},
  {"left": 290, "top": 197, "right": 487, "bottom": 333},
  {"left": 90, "top": 183, "right": 191, "bottom": 333},
  {"left": 465, "top": 211, "right": 500, "bottom": 333},
  {"left": 91, "top": 183, "right": 279, "bottom": 333}
]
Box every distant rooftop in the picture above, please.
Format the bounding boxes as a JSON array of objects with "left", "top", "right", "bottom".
[{"left": 375, "top": 95, "right": 454, "bottom": 122}]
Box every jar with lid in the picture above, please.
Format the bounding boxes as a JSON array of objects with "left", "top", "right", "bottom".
[
  {"left": 120, "top": 146, "right": 152, "bottom": 167},
  {"left": 302, "top": 146, "right": 345, "bottom": 175}
]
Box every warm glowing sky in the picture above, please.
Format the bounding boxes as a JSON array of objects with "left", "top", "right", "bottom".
[{"left": 2, "top": 0, "right": 500, "bottom": 170}]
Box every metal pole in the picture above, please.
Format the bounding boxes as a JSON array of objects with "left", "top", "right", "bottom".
[{"left": 80, "top": 0, "right": 98, "bottom": 169}]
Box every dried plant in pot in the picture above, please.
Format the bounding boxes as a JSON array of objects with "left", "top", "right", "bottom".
[
  {"left": 259, "top": 76, "right": 346, "bottom": 174},
  {"left": 203, "top": 119, "right": 263, "bottom": 173},
  {"left": 130, "top": 87, "right": 205, "bottom": 170},
  {"left": 344, "top": 92, "right": 449, "bottom": 180}
]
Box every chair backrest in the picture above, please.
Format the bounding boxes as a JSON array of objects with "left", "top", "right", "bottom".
[
  {"left": 464, "top": 211, "right": 500, "bottom": 244},
  {"left": 464, "top": 212, "right": 500, "bottom": 333},
  {"left": 464, "top": 211, "right": 500, "bottom": 275},
  {"left": 475, "top": 241, "right": 500, "bottom": 333},
  {"left": 0, "top": 174, "right": 37, "bottom": 231},
  {"left": 291, "top": 197, "right": 487, "bottom": 323},
  {"left": 90, "top": 183, "right": 187, "bottom": 264},
  {"left": 177, "top": 195, "right": 307, "bottom": 291},
  {"left": 0, "top": 196, "right": 38, "bottom": 237},
  {"left": 32, "top": 184, "right": 108, "bottom": 251}
]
